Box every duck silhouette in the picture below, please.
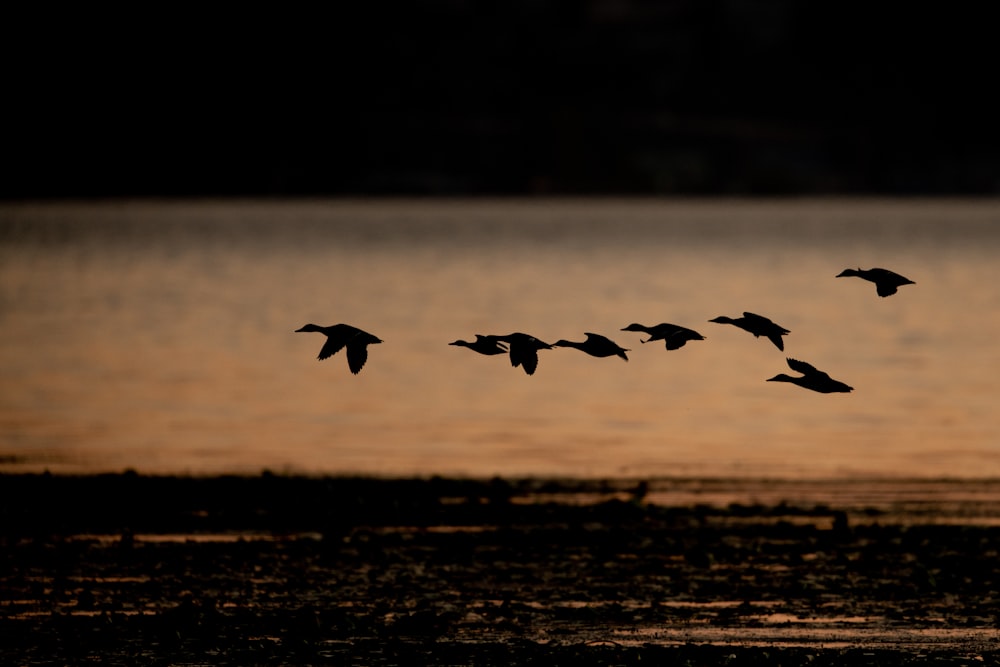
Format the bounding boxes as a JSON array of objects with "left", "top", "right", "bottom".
[
  {"left": 553, "top": 333, "right": 629, "bottom": 360},
  {"left": 836, "top": 267, "right": 915, "bottom": 297},
  {"left": 767, "top": 358, "right": 853, "bottom": 393},
  {"left": 448, "top": 335, "right": 508, "bottom": 356},
  {"left": 494, "top": 333, "right": 553, "bottom": 375},
  {"left": 621, "top": 322, "right": 705, "bottom": 350},
  {"left": 295, "top": 323, "right": 383, "bottom": 375},
  {"left": 709, "top": 312, "right": 789, "bottom": 351}
]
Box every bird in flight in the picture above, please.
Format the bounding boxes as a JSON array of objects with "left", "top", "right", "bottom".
[
  {"left": 709, "top": 312, "right": 790, "bottom": 351},
  {"left": 620, "top": 322, "right": 705, "bottom": 350},
  {"left": 449, "top": 335, "right": 509, "bottom": 356},
  {"left": 767, "top": 358, "right": 853, "bottom": 394},
  {"left": 493, "top": 333, "right": 554, "bottom": 375},
  {"left": 553, "top": 333, "right": 630, "bottom": 360},
  {"left": 836, "top": 267, "right": 915, "bottom": 297},
  {"left": 295, "top": 323, "right": 383, "bottom": 375}
]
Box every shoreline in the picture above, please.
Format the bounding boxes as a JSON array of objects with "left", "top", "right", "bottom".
[
  {"left": 5, "top": 472, "right": 1000, "bottom": 539},
  {"left": 4, "top": 472, "right": 999, "bottom": 663}
]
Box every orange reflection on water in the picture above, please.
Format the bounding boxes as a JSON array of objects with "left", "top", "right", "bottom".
[{"left": 1, "top": 199, "right": 999, "bottom": 478}]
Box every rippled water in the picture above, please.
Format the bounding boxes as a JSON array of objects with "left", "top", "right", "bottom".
[{"left": 1, "top": 198, "right": 998, "bottom": 478}]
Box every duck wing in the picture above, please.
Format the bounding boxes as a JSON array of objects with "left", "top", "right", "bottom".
[
  {"left": 522, "top": 348, "right": 540, "bottom": 375},
  {"left": 786, "top": 358, "right": 820, "bottom": 376},
  {"left": 647, "top": 323, "right": 678, "bottom": 338},
  {"left": 511, "top": 345, "right": 540, "bottom": 375},
  {"left": 739, "top": 312, "right": 787, "bottom": 349},
  {"left": 826, "top": 379, "right": 854, "bottom": 393},
  {"left": 585, "top": 333, "right": 629, "bottom": 360},
  {"left": 869, "top": 268, "right": 914, "bottom": 297},
  {"left": 663, "top": 331, "right": 690, "bottom": 349},
  {"left": 742, "top": 312, "right": 789, "bottom": 333},
  {"left": 506, "top": 343, "right": 523, "bottom": 369},
  {"left": 317, "top": 335, "right": 350, "bottom": 361},
  {"left": 681, "top": 325, "right": 706, "bottom": 339},
  {"left": 875, "top": 282, "right": 899, "bottom": 297},
  {"left": 657, "top": 325, "right": 701, "bottom": 349},
  {"left": 741, "top": 312, "right": 773, "bottom": 326},
  {"left": 344, "top": 342, "right": 368, "bottom": 374},
  {"left": 872, "top": 267, "right": 914, "bottom": 283},
  {"left": 476, "top": 335, "right": 508, "bottom": 352},
  {"left": 584, "top": 332, "right": 615, "bottom": 349}
]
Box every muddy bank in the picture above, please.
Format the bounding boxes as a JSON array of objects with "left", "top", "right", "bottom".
[{"left": 2, "top": 474, "right": 999, "bottom": 664}]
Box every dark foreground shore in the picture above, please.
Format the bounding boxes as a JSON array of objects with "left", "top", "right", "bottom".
[{"left": 2, "top": 473, "right": 999, "bottom": 665}]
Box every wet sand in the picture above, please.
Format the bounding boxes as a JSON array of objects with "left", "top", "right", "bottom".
[{"left": 2, "top": 473, "right": 999, "bottom": 665}]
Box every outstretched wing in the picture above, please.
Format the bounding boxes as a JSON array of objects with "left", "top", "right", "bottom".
[
  {"left": 584, "top": 332, "right": 614, "bottom": 346},
  {"left": 680, "top": 326, "right": 706, "bottom": 340},
  {"left": 742, "top": 312, "right": 772, "bottom": 326},
  {"left": 670, "top": 326, "right": 706, "bottom": 349},
  {"left": 744, "top": 312, "right": 789, "bottom": 333},
  {"left": 871, "top": 268, "right": 914, "bottom": 297},
  {"left": 875, "top": 282, "right": 898, "bottom": 297},
  {"left": 873, "top": 267, "right": 912, "bottom": 282},
  {"left": 317, "top": 336, "right": 349, "bottom": 361},
  {"left": 520, "top": 348, "right": 539, "bottom": 375},
  {"left": 785, "top": 358, "right": 819, "bottom": 375},
  {"left": 664, "top": 331, "right": 688, "bottom": 350},
  {"left": 346, "top": 342, "right": 369, "bottom": 374}
]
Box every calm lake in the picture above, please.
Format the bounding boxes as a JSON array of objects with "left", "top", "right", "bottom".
[{"left": 1, "top": 198, "right": 998, "bottom": 479}]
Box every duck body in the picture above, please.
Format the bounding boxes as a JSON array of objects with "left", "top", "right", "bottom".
[
  {"left": 553, "top": 333, "right": 629, "bottom": 360},
  {"left": 836, "top": 267, "right": 915, "bottom": 297},
  {"left": 494, "top": 333, "right": 553, "bottom": 375},
  {"left": 709, "top": 312, "right": 789, "bottom": 351},
  {"left": 767, "top": 358, "right": 853, "bottom": 393},
  {"left": 295, "top": 323, "right": 383, "bottom": 374},
  {"left": 621, "top": 322, "right": 705, "bottom": 350},
  {"left": 449, "top": 335, "right": 508, "bottom": 356}
]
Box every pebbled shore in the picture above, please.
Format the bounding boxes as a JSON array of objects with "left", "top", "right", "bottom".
[{"left": 2, "top": 473, "right": 999, "bottom": 665}]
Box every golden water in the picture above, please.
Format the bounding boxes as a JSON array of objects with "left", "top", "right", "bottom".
[{"left": 2, "top": 198, "right": 998, "bottom": 478}]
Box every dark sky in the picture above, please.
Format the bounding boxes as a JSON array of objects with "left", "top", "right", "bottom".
[{"left": 4, "top": 2, "right": 999, "bottom": 198}]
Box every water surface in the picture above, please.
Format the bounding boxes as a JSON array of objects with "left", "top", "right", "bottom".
[{"left": 1, "top": 198, "right": 998, "bottom": 478}]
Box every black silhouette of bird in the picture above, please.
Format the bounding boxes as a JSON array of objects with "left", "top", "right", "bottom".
[
  {"left": 494, "top": 333, "right": 553, "bottom": 375},
  {"left": 709, "top": 312, "right": 789, "bottom": 351},
  {"left": 767, "top": 358, "right": 853, "bottom": 394},
  {"left": 836, "top": 267, "right": 915, "bottom": 297},
  {"left": 621, "top": 322, "right": 705, "bottom": 350},
  {"left": 295, "top": 323, "right": 383, "bottom": 375},
  {"left": 553, "top": 333, "right": 629, "bottom": 360},
  {"left": 449, "top": 335, "right": 508, "bottom": 356}
]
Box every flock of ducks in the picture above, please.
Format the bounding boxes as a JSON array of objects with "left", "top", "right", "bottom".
[{"left": 296, "top": 267, "right": 915, "bottom": 394}]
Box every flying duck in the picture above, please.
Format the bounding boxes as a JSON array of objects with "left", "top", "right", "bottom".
[
  {"left": 295, "top": 323, "right": 383, "bottom": 375},
  {"left": 621, "top": 322, "right": 705, "bottom": 350},
  {"left": 553, "top": 333, "right": 629, "bottom": 360},
  {"left": 448, "top": 335, "right": 509, "bottom": 356},
  {"left": 836, "top": 267, "right": 915, "bottom": 297},
  {"left": 494, "top": 333, "right": 553, "bottom": 375},
  {"left": 767, "top": 358, "right": 853, "bottom": 394},
  {"left": 709, "top": 312, "right": 789, "bottom": 351}
]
